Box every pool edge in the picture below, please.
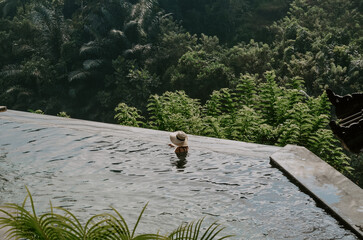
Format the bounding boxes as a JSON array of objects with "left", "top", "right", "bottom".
[
  {"left": 1, "top": 110, "right": 280, "bottom": 158},
  {"left": 270, "top": 145, "right": 363, "bottom": 239}
]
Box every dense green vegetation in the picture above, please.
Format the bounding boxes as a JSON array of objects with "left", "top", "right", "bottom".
[
  {"left": 116, "top": 72, "right": 352, "bottom": 175},
  {"left": 0, "top": 0, "right": 362, "bottom": 185},
  {"left": 0, "top": 188, "right": 232, "bottom": 239}
]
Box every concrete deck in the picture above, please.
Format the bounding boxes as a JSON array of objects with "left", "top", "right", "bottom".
[{"left": 270, "top": 145, "right": 363, "bottom": 239}]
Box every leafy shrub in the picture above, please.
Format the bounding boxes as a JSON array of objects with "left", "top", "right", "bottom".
[
  {"left": 147, "top": 91, "right": 203, "bottom": 134},
  {"left": 141, "top": 71, "right": 353, "bottom": 177},
  {"left": 57, "top": 111, "right": 70, "bottom": 118},
  {"left": 29, "top": 109, "right": 45, "bottom": 114},
  {"left": 114, "top": 102, "right": 144, "bottom": 127}
]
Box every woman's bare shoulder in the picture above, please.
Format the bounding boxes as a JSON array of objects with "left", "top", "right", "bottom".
[{"left": 175, "top": 146, "right": 189, "bottom": 153}]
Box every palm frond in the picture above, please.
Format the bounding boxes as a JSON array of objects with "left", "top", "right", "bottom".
[
  {"left": 168, "top": 218, "right": 234, "bottom": 240},
  {"left": 0, "top": 187, "right": 63, "bottom": 240},
  {"left": 52, "top": 207, "right": 86, "bottom": 238},
  {"left": 131, "top": 202, "right": 148, "bottom": 238},
  {"left": 0, "top": 189, "right": 233, "bottom": 240},
  {"left": 33, "top": 4, "right": 53, "bottom": 32},
  {"left": 109, "top": 29, "right": 130, "bottom": 48},
  {"left": 68, "top": 70, "right": 90, "bottom": 82},
  {"left": 124, "top": 20, "right": 141, "bottom": 42},
  {"left": 83, "top": 59, "right": 104, "bottom": 70},
  {"left": 12, "top": 44, "right": 35, "bottom": 57},
  {"left": 80, "top": 41, "right": 102, "bottom": 58},
  {"left": 109, "top": 29, "right": 126, "bottom": 39},
  {"left": 2, "top": 0, "right": 18, "bottom": 18},
  {"left": 0, "top": 68, "right": 22, "bottom": 77}
]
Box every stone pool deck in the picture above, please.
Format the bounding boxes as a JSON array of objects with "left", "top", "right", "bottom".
[
  {"left": 1, "top": 110, "right": 362, "bottom": 239},
  {"left": 270, "top": 145, "right": 363, "bottom": 239}
]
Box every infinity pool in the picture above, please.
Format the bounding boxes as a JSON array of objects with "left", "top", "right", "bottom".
[{"left": 0, "top": 110, "right": 358, "bottom": 239}]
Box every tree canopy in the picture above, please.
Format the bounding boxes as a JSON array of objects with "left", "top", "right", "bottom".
[{"left": 0, "top": 0, "right": 362, "bottom": 185}]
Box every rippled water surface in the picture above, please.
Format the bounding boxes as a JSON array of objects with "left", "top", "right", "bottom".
[{"left": 0, "top": 112, "right": 358, "bottom": 239}]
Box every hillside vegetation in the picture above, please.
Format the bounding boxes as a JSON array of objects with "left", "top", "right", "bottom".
[{"left": 0, "top": 0, "right": 362, "bottom": 185}]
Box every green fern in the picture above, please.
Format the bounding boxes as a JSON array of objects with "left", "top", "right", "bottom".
[
  {"left": 57, "top": 112, "right": 70, "bottom": 118},
  {"left": 167, "top": 218, "right": 234, "bottom": 240},
  {"left": 257, "top": 71, "right": 281, "bottom": 126},
  {"left": 0, "top": 189, "right": 233, "bottom": 240},
  {"left": 29, "top": 109, "right": 45, "bottom": 114},
  {"left": 204, "top": 88, "right": 235, "bottom": 117},
  {"left": 200, "top": 116, "right": 226, "bottom": 139},
  {"left": 147, "top": 91, "right": 203, "bottom": 134},
  {"left": 230, "top": 106, "right": 264, "bottom": 142},
  {"left": 114, "top": 102, "right": 144, "bottom": 127},
  {"left": 0, "top": 187, "right": 65, "bottom": 240},
  {"left": 307, "top": 129, "right": 352, "bottom": 174},
  {"left": 231, "top": 73, "right": 258, "bottom": 107}
]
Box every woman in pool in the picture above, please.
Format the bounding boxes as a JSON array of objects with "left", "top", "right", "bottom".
[{"left": 169, "top": 131, "right": 189, "bottom": 153}]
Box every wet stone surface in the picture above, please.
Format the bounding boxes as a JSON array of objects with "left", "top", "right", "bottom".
[
  {"left": 270, "top": 145, "right": 363, "bottom": 238},
  {"left": 0, "top": 110, "right": 359, "bottom": 239}
]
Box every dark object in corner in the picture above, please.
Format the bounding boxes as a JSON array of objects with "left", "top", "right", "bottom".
[
  {"left": 326, "top": 89, "right": 363, "bottom": 154},
  {"left": 0, "top": 106, "right": 7, "bottom": 112},
  {"left": 326, "top": 89, "right": 363, "bottom": 119}
]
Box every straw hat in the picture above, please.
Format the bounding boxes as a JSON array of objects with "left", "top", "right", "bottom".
[{"left": 170, "top": 131, "right": 188, "bottom": 147}]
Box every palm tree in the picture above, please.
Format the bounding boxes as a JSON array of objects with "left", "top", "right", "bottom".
[
  {"left": 66, "top": 0, "right": 166, "bottom": 120},
  {"left": 0, "top": 0, "right": 31, "bottom": 18}
]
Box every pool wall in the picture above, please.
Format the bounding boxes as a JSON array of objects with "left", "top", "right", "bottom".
[{"left": 270, "top": 145, "right": 363, "bottom": 238}]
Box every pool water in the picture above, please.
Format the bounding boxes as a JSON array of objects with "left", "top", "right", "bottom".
[{"left": 0, "top": 111, "right": 358, "bottom": 239}]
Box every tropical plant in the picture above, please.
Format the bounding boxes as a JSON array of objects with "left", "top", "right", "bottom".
[
  {"left": 29, "top": 109, "right": 44, "bottom": 114},
  {"left": 142, "top": 71, "right": 353, "bottom": 177},
  {"left": 108, "top": 56, "right": 161, "bottom": 113},
  {"left": 0, "top": 0, "right": 28, "bottom": 19},
  {"left": 270, "top": 0, "right": 363, "bottom": 95},
  {"left": 147, "top": 91, "right": 203, "bottom": 134},
  {"left": 256, "top": 71, "right": 281, "bottom": 126},
  {"left": 57, "top": 111, "right": 70, "bottom": 118},
  {"left": 146, "top": 16, "right": 197, "bottom": 91},
  {"left": 167, "top": 218, "right": 233, "bottom": 240},
  {"left": 0, "top": 188, "right": 233, "bottom": 240},
  {"left": 170, "top": 49, "right": 234, "bottom": 102},
  {"left": 114, "top": 102, "right": 144, "bottom": 127},
  {"left": 224, "top": 40, "right": 273, "bottom": 77},
  {"left": 158, "top": 0, "right": 291, "bottom": 43}
]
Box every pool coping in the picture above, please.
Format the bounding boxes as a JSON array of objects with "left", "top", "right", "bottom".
[
  {"left": 0, "top": 110, "right": 281, "bottom": 158},
  {"left": 270, "top": 145, "right": 363, "bottom": 239}
]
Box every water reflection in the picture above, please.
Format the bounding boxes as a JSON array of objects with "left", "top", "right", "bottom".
[{"left": 171, "top": 152, "right": 188, "bottom": 170}]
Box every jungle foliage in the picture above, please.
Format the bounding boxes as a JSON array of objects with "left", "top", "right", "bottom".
[
  {"left": 118, "top": 72, "right": 352, "bottom": 176},
  {"left": 0, "top": 0, "right": 362, "bottom": 184}
]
